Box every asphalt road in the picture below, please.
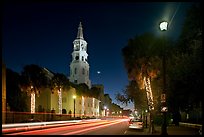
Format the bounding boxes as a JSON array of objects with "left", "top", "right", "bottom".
[
  {"left": 4, "top": 118, "right": 201, "bottom": 135},
  {"left": 6, "top": 118, "right": 130, "bottom": 135}
]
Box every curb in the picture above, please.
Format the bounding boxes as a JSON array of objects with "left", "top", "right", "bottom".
[{"left": 179, "top": 122, "right": 202, "bottom": 129}]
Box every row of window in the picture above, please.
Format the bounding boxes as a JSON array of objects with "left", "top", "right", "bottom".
[
  {"left": 73, "top": 68, "right": 88, "bottom": 75},
  {"left": 74, "top": 45, "right": 87, "bottom": 51},
  {"left": 62, "top": 98, "right": 98, "bottom": 108},
  {"left": 79, "top": 101, "right": 98, "bottom": 108},
  {"left": 75, "top": 56, "right": 88, "bottom": 62}
]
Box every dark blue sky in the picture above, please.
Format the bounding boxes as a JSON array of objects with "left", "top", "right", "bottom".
[{"left": 2, "top": 2, "right": 194, "bottom": 110}]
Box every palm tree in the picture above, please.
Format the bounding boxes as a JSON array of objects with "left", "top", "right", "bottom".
[
  {"left": 20, "top": 64, "right": 48, "bottom": 113},
  {"left": 121, "top": 33, "right": 165, "bottom": 133},
  {"left": 6, "top": 68, "right": 29, "bottom": 112},
  {"left": 50, "top": 73, "right": 70, "bottom": 114}
]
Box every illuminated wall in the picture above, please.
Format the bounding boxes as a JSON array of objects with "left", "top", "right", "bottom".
[
  {"left": 35, "top": 87, "right": 51, "bottom": 112},
  {"left": 62, "top": 87, "right": 76, "bottom": 116}
]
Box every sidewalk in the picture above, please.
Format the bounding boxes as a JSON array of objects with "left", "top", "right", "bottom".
[{"left": 144, "top": 124, "right": 201, "bottom": 135}]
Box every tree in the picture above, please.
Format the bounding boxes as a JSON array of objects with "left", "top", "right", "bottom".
[
  {"left": 90, "top": 86, "right": 101, "bottom": 100},
  {"left": 50, "top": 73, "right": 70, "bottom": 114},
  {"left": 177, "top": 3, "right": 202, "bottom": 54},
  {"left": 20, "top": 64, "right": 48, "bottom": 113},
  {"left": 6, "top": 68, "right": 29, "bottom": 112},
  {"left": 117, "top": 32, "right": 171, "bottom": 133},
  {"left": 116, "top": 80, "right": 147, "bottom": 111},
  {"left": 72, "top": 83, "right": 90, "bottom": 97},
  {"left": 167, "top": 3, "right": 202, "bottom": 124},
  {"left": 122, "top": 33, "right": 163, "bottom": 87},
  {"left": 119, "top": 32, "right": 165, "bottom": 109}
]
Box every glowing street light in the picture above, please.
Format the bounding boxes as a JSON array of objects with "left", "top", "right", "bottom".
[
  {"left": 73, "top": 95, "right": 76, "bottom": 118},
  {"left": 104, "top": 106, "right": 107, "bottom": 116},
  {"left": 159, "top": 21, "right": 168, "bottom": 136},
  {"left": 159, "top": 21, "right": 168, "bottom": 31}
]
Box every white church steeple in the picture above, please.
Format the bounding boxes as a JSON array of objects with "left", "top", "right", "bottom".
[
  {"left": 69, "top": 22, "right": 91, "bottom": 88},
  {"left": 77, "top": 22, "right": 84, "bottom": 39}
]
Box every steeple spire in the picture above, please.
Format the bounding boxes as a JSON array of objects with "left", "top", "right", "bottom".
[{"left": 77, "top": 22, "right": 84, "bottom": 39}]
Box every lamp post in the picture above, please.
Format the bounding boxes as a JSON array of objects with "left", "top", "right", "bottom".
[
  {"left": 159, "top": 21, "right": 168, "bottom": 135},
  {"left": 145, "top": 109, "right": 148, "bottom": 128},
  {"left": 104, "top": 106, "right": 107, "bottom": 117},
  {"left": 73, "top": 95, "right": 76, "bottom": 118}
]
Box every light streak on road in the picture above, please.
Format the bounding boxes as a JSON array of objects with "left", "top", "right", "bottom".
[
  {"left": 63, "top": 119, "right": 129, "bottom": 135},
  {"left": 2, "top": 119, "right": 100, "bottom": 134},
  {"left": 4, "top": 118, "right": 129, "bottom": 135}
]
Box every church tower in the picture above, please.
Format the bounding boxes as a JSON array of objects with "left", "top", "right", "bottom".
[{"left": 69, "top": 22, "right": 91, "bottom": 88}]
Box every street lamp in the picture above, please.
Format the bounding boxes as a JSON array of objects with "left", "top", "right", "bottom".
[
  {"left": 107, "top": 109, "right": 109, "bottom": 116},
  {"left": 73, "top": 95, "right": 76, "bottom": 118},
  {"left": 159, "top": 21, "right": 168, "bottom": 31},
  {"left": 159, "top": 21, "right": 168, "bottom": 135},
  {"left": 104, "top": 106, "right": 107, "bottom": 116}
]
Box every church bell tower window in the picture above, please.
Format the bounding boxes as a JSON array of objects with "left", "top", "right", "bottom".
[
  {"left": 75, "top": 68, "right": 77, "bottom": 74},
  {"left": 75, "top": 56, "right": 79, "bottom": 60},
  {"left": 82, "top": 68, "right": 85, "bottom": 75}
]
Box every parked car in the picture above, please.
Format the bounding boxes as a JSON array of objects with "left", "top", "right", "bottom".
[{"left": 129, "top": 119, "right": 144, "bottom": 130}]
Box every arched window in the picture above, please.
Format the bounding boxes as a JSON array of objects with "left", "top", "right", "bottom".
[
  {"left": 75, "top": 68, "right": 77, "bottom": 74},
  {"left": 75, "top": 56, "right": 79, "bottom": 60},
  {"left": 82, "top": 68, "right": 85, "bottom": 75}
]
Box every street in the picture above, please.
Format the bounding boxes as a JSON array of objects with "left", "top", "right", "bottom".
[
  {"left": 4, "top": 118, "right": 129, "bottom": 135},
  {"left": 3, "top": 118, "right": 201, "bottom": 135}
]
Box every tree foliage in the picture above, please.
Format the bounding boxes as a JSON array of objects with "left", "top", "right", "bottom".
[
  {"left": 122, "top": 33, "right": 163, "bottom": 89},
  {"left": 177, "top": 3, "right": 202, "bottom": 53},
  {"left": 117, "top": 4, "right": 202, "bottom": 121},
  {"left": 6, "top": 68, "right": 29, "bottom": 112},
  {"left": 167, "top": 3, "right": 202, "bottom": 114},
  {"left": 70, "top": 83, "right": 102, "bottom": 99},
  {"left": 50, "top": 73, "right": 70, "bottom": 92},
  {"left": 117, "top": 32, "right": 165, "bottom": 111},
  {"left": 20, "top": 64, "right": 48, "bottom": 96},
  {"left": 90, "top": 86, "right": 101, "bottom": 100}
]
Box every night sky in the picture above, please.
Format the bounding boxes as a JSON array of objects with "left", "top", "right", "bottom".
[{"left": 2, "top": 1, "right": 194, "bottom": 110}]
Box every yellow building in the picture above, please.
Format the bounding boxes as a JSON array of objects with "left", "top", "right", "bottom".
[
  {"left": 34, "top": 68, "right": 100, "bottom": 119},
  {"left": 35, "top": 86, "right": 100, "bottom": 118}
]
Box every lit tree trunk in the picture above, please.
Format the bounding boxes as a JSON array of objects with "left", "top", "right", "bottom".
[
  {"left": 58, "top": 88, "right": 62, "bottom": 114},
  {"left": 144, "top": 76, "right": 155, "bottom": 133},
  {"left": 31, "top": 92, "right": 35, "bottom": 113}
]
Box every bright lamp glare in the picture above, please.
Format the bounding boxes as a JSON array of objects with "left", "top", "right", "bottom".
[{"left": 160, "top": 21, "right": 168, "bottom": 31}]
